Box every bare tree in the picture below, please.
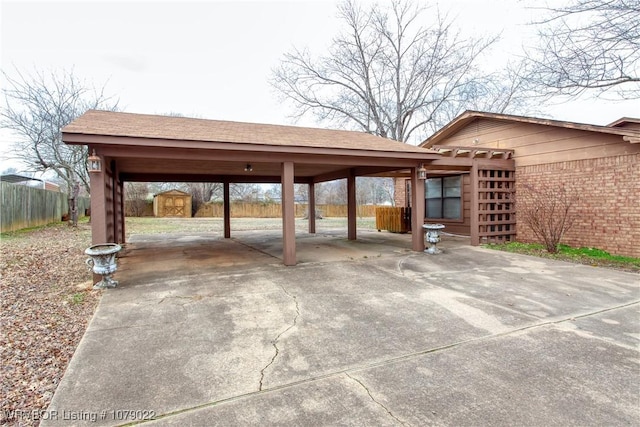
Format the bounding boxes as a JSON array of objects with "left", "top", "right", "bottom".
[
  {"left": 525, "top": 0, "right": 640, "bottom": 99},
  {"left": 0, "top": 68, "right": 118, "bottom": 225},
  {"left": 230, "top": 183, "right": 263, "bottom": 202},
  {"left": 124, "top": 182, "right": 150, "bottom": 217},
  {"left": 272, "top": 0, "right": 530, "bottom": 142},
  {"left": 517, "top": 182, "right": 579, "bottom": 253},
  {"left": 185, "top": 182, "right": 222, "bottom": 216}
]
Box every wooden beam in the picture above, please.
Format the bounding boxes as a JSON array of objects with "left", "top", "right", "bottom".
[{"left": 282, "top": 162, "right": 296, "bottom": 266}]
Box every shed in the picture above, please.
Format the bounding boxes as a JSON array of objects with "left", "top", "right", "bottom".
[{"left": 153, "top": 189, "right": 192, "bottom": 218}]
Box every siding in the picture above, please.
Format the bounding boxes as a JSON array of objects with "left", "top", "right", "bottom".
[{"left": 441, "top": 119, "right": 637, "bottom": 167}]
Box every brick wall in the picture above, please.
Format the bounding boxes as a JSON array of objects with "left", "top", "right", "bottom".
[
  {"left": 516, "top": 153, "right": 639, "bottom": 258},
  {"left": 394, "top": 178, "right": 407, "bottom": 207}
]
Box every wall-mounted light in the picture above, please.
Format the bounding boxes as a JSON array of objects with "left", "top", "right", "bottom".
[
  {"left": 88, "top": 149, "right": 102, "bottom": 173},
  {"left": 244, "top": 164, "right": 253, "bottom": 172},
  {"left": 417, "top": 164, "right": 427, "bottom": 180}
]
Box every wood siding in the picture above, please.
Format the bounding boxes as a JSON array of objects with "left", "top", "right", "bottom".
[{"left": 440, "top": 119, "right": 637, "bottom": 167}]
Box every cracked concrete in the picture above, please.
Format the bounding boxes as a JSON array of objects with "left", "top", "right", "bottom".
[
  {"left": 43, "top": 229, "right": 639, "bottom": 426},
  {"left": 259, "top": 285, "right": 301, "bottom": 391},
  {"left": 345, "top": 372, "right": 410, "bottom": 426}
]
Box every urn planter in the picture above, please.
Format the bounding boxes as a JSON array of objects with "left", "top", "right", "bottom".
[
  {"left": 423, "top": 224, "right": 445, "bottom": 254},
  {"left": 85, "top": 243, "right": 122, "bottom": 289}
]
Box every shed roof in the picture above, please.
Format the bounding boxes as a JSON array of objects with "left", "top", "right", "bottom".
[
  {"left": 154, "top": 189, "right": 191, "bottom": 197},
  {"left": 64, "top": 110, "right": 428, "bottom": 154},
  {"left": 421, "top": 110, "right": 640, "bottom": 147}
]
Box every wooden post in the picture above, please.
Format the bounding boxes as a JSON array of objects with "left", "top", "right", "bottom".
[
  {"left": 308, "top": 182, "right": 316, "bottom": 234},
  {"left": 282, "top": 162, "right": 296, "bottom": 266},
  {"left": 470, "top": 161, "right": 480, "bottom": 246},
  {"left": 112, "top": 162, "right": 123, "bottom": 244},
  {"left": 117, "top": 176, "right": 125, "bottom": 244},
  {"left": 223, "top": 181, "right": 231, "bottom": 238},
  {"left": 90, "top": 156, "right": 107, "bottom": 245},
  {"left": 347, "top": 169, "right": 356, "bottom": 240},
  {"left": 411, "top": 166, "right": 426, "bottom": 252}
]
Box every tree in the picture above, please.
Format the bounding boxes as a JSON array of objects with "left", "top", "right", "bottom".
[
  {"left": 272, "top": 0, "right": 529, "bottom": 142},
  {"left": 185, "top": 182, "right": 222, "bottom": 216},
  {"left": 124, "top": 182, "right": 150, "bottom": 217},
  {"left": 0, "top": 68, "right": 119, "bottom": 225},
  {"left": 525, "top": 0, "right": 640, "bottom": 99}
]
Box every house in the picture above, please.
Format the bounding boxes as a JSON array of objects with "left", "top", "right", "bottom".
[
  {"left": 395, "top": 111, "right": 640, "bottom": 258},
  {"left": 153, "top": 189, "right": 192, "bottom": 218},
  {"left": 0, "top": 174, "right": 61, "bottom": 192}
]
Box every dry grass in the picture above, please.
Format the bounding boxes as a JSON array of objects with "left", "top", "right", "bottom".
[{"left": 1, "top": 221, "right": 99, "bottom": 426}]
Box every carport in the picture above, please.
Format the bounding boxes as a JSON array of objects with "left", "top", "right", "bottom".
[{"left": 62, "top": 110, "right": 443, "bottom": 265}]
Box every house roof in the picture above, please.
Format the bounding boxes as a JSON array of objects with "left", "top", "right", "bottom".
[
  {"left": 0, "top": 174, "right": 43, "bottom": 184},
  {"left": 421, "top": 110, "right": 640, "bottom": 147},
  {"left": 608, "top": 117, "right": 640, "bottom": 127},
  {"left": 64, "top": 110, "right": 429, "bottom": 154}
]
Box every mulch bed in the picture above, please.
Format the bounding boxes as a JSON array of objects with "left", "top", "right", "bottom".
[{"left": 1, "top": 222, "right": 101, "bottom": 426}]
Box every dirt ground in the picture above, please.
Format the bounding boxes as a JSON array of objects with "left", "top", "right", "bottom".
[{"left": 1, "top": 222, "right": 99, "bottom": 426}]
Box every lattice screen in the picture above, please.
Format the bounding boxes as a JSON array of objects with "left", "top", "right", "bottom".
[{"left": 476, "top": 169, "right": 516, "bottom": 244}]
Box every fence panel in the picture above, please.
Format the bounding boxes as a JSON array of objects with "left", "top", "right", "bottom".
[
  {"left": 193, "top": 202, "right": 379, "bottom": 218},
  {"left": 1, "top": 182, "right": 89, "bottom": 233}
]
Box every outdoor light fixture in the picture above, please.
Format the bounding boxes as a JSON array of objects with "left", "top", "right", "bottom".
[
  {"left": 244, "top": 163, "right": 253, "bottom": 172},
  {"left": 417, "top": 164, "right": 427, "bottom": 180},
  {"left": 88, "top": 150, "right": 102, "bottom": 173}
]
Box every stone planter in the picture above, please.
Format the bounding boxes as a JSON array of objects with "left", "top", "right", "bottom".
[
  {"left": 423, "top": 224, "right": 445, "bottom": 254},
  {"left": 85, "top": 243, "right": 122, "bottom": 289}
]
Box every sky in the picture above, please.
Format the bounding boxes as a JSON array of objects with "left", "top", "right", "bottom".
[{"left": 1, "top": 0, "right": 639, "bottom": 172}]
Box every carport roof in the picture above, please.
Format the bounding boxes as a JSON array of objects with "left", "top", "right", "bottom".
[{"left": 64, "top": 110, "right": 431, "bottom": 154}]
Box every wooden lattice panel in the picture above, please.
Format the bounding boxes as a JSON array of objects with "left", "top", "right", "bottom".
[{"left": 476, "top": 169, "right": 516, "bottom": 244}]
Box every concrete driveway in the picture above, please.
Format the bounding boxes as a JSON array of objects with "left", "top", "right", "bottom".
[{"left": 44, "top": 229, "right": 639, "bottom": 426}]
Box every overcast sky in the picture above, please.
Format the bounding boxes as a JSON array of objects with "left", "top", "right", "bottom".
[{"left": 1, "top": 0, "right": 639, "bottom": 171}]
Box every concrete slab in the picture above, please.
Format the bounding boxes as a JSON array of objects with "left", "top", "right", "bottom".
[{"left": 43, "top": 230, "right": 639, "bottom": 426}]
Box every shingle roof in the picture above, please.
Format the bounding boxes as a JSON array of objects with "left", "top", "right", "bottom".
[{"left": 63, "top": 110, "right": 429, "bottom": 154}]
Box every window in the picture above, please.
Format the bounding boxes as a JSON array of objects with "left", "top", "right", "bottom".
[{"left": 426, "top": 175, "right": 462, "bottom": 219}]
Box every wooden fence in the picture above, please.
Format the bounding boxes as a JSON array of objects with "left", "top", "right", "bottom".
[
  {"left": 194, "top": 202, "right": 380, "bottom": 218},
  {"left": 375, "top": 207, "right": 412, "bottom": 233},
  {"left": 1, "top": 182, "right": 90, "bottom": 233}
]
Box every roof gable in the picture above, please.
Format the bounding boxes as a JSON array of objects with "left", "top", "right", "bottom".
[{"left": 421, "top": 110, "right": 640, "bottom": 147}]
